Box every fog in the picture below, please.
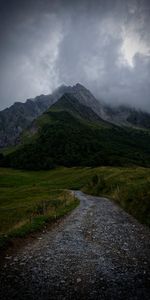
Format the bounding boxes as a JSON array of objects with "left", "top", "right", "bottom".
[{"left": 0, "top": 0, "right": 150, "bottom": 111}]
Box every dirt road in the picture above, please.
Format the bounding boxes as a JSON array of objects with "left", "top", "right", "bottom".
[{"left": 0, "top": 191, "right": 150, "bottom": 299}]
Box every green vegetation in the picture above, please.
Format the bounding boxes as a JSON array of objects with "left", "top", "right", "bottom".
[
  {"left": 1, "top": 95, "right": 150, "bottom": 170},
  {"left": 0, "top": 166, "right": 149, "bottom": 250},
  {"left": 0, "top": 167, "right": 86, "bottom": 248},
  {"left": 83, "top": 167, "right": 150, "bottom": 227},
  {"left": 0, "top": 145, "right": 20, "bottom": 155}
]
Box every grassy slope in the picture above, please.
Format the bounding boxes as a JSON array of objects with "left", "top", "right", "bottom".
[
  {"left": 83, "top": 167, "right": 150, "bottom": 227},
  {"left": 0, "top": 166, "right": 149, "bottom": 249},
  {"left": 4, "top": 111, "right": 150, "bottom": 170},
  {"left": 1, "top": 167, "right": 89, "bottom": 248},
  {"left": 2, "top": 96, "right": 150, "bottom": 170}
]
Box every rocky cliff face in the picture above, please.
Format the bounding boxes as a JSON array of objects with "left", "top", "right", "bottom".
[
  {"left": 0, "top": 86, "right": 68, "bottom": 148},
  {"left": 62, "top": 84, "right": 150, "bottom": 129},
  {"left": 0, "top": 83, "right": 150, "bottom": 148},
  {"left": 100, "top": 105, "right": 150, "bottom": 129}
]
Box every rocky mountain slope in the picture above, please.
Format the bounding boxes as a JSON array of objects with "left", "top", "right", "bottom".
[
  {"left": 67, "top": 84, "right": 150, "bottom": 129},
  {"left": 0, "top": 85, "right": 70, "bottom": 148},
  {"left": 0, "top": 83, "right": 150, "bottom": 149},
  {"left": 2, "top": 93, "right": 150, "bottom": 170},
  {"left": 101, "top": 104, "right": 150, "bottom": 129}
]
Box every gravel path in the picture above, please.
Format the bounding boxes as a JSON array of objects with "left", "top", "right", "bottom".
[{"left": 0, "top": 191, "right": 150, "bottom": 300}]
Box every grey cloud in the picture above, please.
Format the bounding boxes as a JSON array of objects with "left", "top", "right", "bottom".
[{"left": 0, "top": 0, "right": 150, "bottom": 111}]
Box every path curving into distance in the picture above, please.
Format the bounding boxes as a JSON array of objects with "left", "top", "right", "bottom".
[{"left": 0, "top": 191, "right": 150, "bottom": 300}]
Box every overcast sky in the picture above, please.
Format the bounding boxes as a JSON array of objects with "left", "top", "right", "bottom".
[{"left": 0, "top": 0, "right": 150, "bottom": 111}]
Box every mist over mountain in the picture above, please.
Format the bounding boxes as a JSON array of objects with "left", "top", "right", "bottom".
[
  {"left": 1, "top": 91, "right": 150, "bottom": 170},
  {"left": 0, "top": 83, "right": 150, "bottom": 148}
]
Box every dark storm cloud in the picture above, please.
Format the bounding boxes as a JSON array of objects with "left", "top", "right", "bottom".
[{"left": 0, "top": 0, "right": 150, "bottom": 111}]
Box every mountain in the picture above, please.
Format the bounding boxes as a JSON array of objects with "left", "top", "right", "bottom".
[
  {"left": 0, "top": 83, "right": 102, "bottom": 148},
  {"left": 100, "top": 104, "right": 150, "bottom": 129},
  {"left": 1, "top": 93, "right": 150, "bottom": 170},
  {"left": 60, "top": 83, "right": 150, "bottom": 129},
  {"left": 50, "top": 93, "right": 107, "bottom": 124},
  {"left": 0, "top": 85, "right": 68, "bottom": 148},
  {"left": 0, "top": 83, "right": 150, "bottom": 148}
]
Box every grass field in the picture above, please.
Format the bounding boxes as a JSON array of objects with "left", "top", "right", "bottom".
[
  {"left": 83, "top": 167, "right": 150, "bottom": 227},
  {"left": 0, "top": 166, "right": 149, "bottom": 248}
]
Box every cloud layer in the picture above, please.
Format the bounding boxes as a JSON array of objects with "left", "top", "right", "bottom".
[{"left": 0, "top": 0, "right": 150, "bottom": 111}]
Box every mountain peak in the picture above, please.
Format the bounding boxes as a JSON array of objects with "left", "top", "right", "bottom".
[
  {"left": 0, "top": 83, "right": 150, "bottom": 149},
  {"left": 74, "top": 83, "right": 85, "bottom": 89},
  {"left": 50, "top": 93, "right": 103, "bottom": 124}
]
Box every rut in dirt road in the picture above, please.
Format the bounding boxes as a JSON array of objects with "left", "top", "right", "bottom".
[{"left": 0, "top": 191, "right": 150, "bottom": 300}]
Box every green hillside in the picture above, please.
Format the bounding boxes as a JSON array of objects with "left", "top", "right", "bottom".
[{"left": 1, "top": 94, "right": 150, "bottom": 170}]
